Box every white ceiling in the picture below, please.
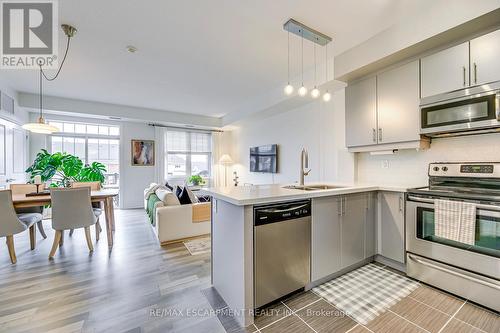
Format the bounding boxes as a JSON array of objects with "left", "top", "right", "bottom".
[{"left": 1, "top": 0, "right": 434, "bottom": 118}]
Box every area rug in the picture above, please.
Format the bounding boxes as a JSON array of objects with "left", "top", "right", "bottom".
[
  {"left": 183, "top": 237, "right": 211, "bottom": 255},
  {"left": 313, "top": 263, "right": 419, "bottom": 325}
]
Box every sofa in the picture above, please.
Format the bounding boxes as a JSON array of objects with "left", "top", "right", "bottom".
[{"left": 144, "top": 183, "right": 211, "bottom": 245}]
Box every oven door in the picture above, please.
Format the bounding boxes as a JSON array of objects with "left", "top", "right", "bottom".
[{"left": 406, "top": 195, "right": 500, "bottom": 279}]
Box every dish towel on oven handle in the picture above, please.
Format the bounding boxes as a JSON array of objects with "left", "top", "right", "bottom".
[{"left": 434, "top": 199, "right": 476, "bottom": 245}]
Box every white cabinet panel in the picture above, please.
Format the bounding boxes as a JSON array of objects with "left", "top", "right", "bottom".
[
  {"left": 377, "top": 61, "right": 420, "bottom": 144},
  {"left": 421, "top": 42, "right": 469, "bottom": 98},
  {"left": 378, "top": 192, "right": 405, "bottom": 264},
  {"left": 345, "top": 77, "right": 377, "bottom": 147},
  {"left": 341, "top": 193, "right": 366, "bottom": 269},
  {"left": 470, "top": 29, "right": 500, "bottom": 86},
  {"left": 311, "top": 196, "right": 341, "bottom": 281}
]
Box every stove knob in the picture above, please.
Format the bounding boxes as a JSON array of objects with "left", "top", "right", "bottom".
[
  {"left": 442, "top": 166, "right": 448, "bottom": 172},
  {"left": 433, "top": 166, "right": 440, "bottom": 172}
]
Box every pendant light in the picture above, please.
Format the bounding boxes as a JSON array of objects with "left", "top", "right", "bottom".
[
  {"left": 22, "top": 24, "right": 77, "bottom": 134},
  {"left": 22, "top": 68, "right": 60, "bottom": 134},
  {"left": 322, "top": 43, "right": 331, "bottom": 102},
  {"left": 284, "top": 31, "right": 294, "bottom": 95},
  {"left": 310, "top": 42, "right": 320, "bottom": 98},
  {"left": 297, "top": 29, "right": 308, "bottom": 97}
]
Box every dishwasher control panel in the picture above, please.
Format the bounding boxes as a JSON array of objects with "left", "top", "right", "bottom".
[{"left": 254, "top": 200, "right": 311, "bottom": 226}]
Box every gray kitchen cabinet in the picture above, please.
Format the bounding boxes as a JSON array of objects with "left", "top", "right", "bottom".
[
  {"left": 470, "top": 29, "right": 500, "bottom": 86},
  {"left": 365, "top": 192, "right": 376, "bottom": 258},
  {"left": 378, "top": 191, "right": 405, "bottom": 264},
  {"left": 311, "top": 196, "right": 341, "bottom": 281},
  {"left": 377, "top": 60, "right": 420, "bottom": 144},
  {"left": 420, "top": 42, "right": 469, "bottom": 98},
  {"left": 345, "top": 76, "right": 377, "bottom": 147},
  {"left": 341, "top": 193, "right": 366, "bottom": 269}
]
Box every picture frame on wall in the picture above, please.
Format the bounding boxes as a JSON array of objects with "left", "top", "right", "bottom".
[{"left": 131, "top": 139, "right": 155, "bottom": 166}]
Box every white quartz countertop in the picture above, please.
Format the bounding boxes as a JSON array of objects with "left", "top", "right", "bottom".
[{"left": 200, "top": 183, "right": 424, "bottom": 206}]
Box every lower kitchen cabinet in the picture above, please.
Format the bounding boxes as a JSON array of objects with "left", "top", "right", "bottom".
[
  {"left": 312, "top": 192, "right": 376, "bottom": 281},
  {"left": 311, "top": 196, "right": 341, "bottom": 281},
  {"left": 378, "top": 191, "right": 405, "bottom": 263},
  {"left": 341, "top": 193, "right": 367, "bottom": 269}
]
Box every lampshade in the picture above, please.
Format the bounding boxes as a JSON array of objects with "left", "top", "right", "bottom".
[
  {"left": 219, "top": 154, "right": 233, "bottom": 165},
  {"left": 22, "top": 117, "right": 59, "bottom": 134}
]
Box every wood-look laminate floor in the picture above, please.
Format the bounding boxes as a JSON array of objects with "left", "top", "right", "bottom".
[{"left": 0, "top": 209, "right": 223, "bottom": 333}]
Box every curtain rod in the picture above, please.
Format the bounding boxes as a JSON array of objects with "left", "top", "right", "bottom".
[{"left": 148, "top": 123, "right": 224, "bottom": 133}]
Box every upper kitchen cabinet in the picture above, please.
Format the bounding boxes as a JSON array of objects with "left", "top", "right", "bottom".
[
  {"left": 470, "top": 29, "right": 500, "bottom": 86},
  {"left": 345, "top": 76, "right": 377, "bottom": 147},
  {"left": 377, "top": 60, "right": 420, "bottom": 144},
  {"left": 420, "top": 42, "right": 469, "bottom": 98}
]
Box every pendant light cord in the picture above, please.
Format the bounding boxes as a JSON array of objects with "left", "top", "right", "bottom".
[
  {"left": 314, "top": 43, "right": 317, "bottom": 87},
  {"left": 39, "top": 36, "right": 71, "bottom": 81},
  {"left": 301, "top": 29, "right": 304, "bottom": 85},
  {"left": 287, "top": 31, "right": 290, "bottom": 84},
  {"left": 39, "top": 66, "right": 43, "bottom": 118}
]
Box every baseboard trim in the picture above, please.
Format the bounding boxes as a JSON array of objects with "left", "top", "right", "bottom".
[
  {"left": 374, "top": 254, "right": 406, "bottom": 273},
  {"left": 160, "top": 233, "right": 211, "bottom": 246}
]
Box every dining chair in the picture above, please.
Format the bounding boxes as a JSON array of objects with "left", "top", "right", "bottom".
[
  {"left": 0, "top": 190, "right": 42, "bottom": 263},
  {"left": 10, "top": 184, "right": 47, "bottom": 239},
  {"left": 49, "top": 187, "right": 98, "bottom": 259},
  {"left": 69, "top": 181, "right": 103, "bottom": 241}
]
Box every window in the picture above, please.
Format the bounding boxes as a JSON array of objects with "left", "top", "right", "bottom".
[
  {"left": 49, "top": 120, "right": 120, "bottom": 187},
  {"left": 166, "top": 130, "right": 211, "bottom": 182}
]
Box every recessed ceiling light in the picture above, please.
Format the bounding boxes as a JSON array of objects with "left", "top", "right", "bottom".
[{"left": 126, "top": 45, "right": 137, "bottom": 53}]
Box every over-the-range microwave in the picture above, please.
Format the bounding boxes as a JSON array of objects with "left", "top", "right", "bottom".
[{"left": 420, "top": 80, "right": 500, "bottom": 137}]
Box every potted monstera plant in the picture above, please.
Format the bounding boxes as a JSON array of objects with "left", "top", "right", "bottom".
[{"left": 26, "top": 149, "right": 107, "bottom": 187}]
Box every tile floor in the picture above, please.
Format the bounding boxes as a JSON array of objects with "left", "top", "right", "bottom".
[{"left": 218, "top": 263, "right": 499, "bottom": 333}]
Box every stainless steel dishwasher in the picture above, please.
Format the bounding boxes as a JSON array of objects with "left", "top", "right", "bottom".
[{"left": 254, "top": 200, "right": 311, "bottom": 308}]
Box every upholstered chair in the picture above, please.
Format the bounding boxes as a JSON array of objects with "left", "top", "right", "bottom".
[
  {"left": 0, "top": 190, "right": 42, "bottom": 263},
  {"left": 69, "top": 181, "right": 103, "bottom": 241},
  {"left": 49, "top": 187, "right": 97, "bottom": 259},
  {"left": 10, "top": 184, "right": 47, "bottom": 239}
]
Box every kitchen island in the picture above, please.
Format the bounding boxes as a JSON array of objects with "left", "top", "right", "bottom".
[{"left": 201, "top": 183, "right": 417, "bottom": 327}]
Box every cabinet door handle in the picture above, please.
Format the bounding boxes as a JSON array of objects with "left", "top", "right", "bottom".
[
  {"left": 338, "top": 198, "right": 342, "bottom": 216},
  {"left": 473, "top": 63, "right": 477, "bottom": 84},
  {"left": 399, "top": 195, "right": 404, "bottom": 213},
  {"left": 372, "top": 128, "right": 376, "bottom": 142},
  {"left": 378, "top": 128, "right": 383, "bottom": 142},
  {"left": 462, "top": 66, "right": 466, "bottom": 86},
  {"left": 496, "top": 93, "right": 500, "bottom": 121},
  {"left": 343, "top": 197, "right": 346, "bottom": 216}
]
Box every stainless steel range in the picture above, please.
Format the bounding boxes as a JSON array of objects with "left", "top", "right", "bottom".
[{"left": 406, "top": 162, "right": 500, "bottom": 311}]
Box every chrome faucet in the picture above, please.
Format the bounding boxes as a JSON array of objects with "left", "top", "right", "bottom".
[{"left": 300, "top": 148, "right": 311, "bottom": 186}]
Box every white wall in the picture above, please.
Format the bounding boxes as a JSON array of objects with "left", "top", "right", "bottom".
[
  {"left": 28, "top": 113, "right": 155, "bottom": 209},
  {"left": 356, "top": 133, "right": 500, "bottom": 187},
  {"left": 0, "top": 77, "right": 29, "bottom": 125},
  {"left": 227, "top": 89, "right": 354, "bottom": 186},
  {"left": 119, "top": 122, "right": 155, "bottom": 208}
]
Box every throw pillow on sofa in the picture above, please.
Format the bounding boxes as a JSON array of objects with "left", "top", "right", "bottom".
[
  {"left": 175, "top": 186, "right": 182, "bottom": 198},
  {"left": 155, "top": 188, "right": 180, "bottom": 206},
  {"left": 178, "top": 187, "right": 192, "bottom": 205},
  {"left": 185, "top": 186, "right": 199, "bottom": 203},
  {"left": 165, "top": 182, "right": 174, "bottom": 191}
]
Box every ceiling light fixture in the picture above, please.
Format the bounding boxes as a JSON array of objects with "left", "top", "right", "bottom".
[
  {"left": 126, "top": 45, "right": 138, "bottom": 53},
  {"left": 283, "top": 19, "right": 332, "bottom": 100},
  {"left": 22, "top": 24, "right": 77, "bottom": 134},
  {"left": 322, "top": 42, "right": 331, "bottom": 102},
  {"left": 311, "top": 42, "right": 320, "bottom": 98},
  {"left": 284, "top": 31, "right": 294, "bottom": 95},
  {"left": 297, "top": 29, "right": 307, "bottom": 97}
]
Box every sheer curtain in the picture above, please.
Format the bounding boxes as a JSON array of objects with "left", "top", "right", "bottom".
[
  {"left": 154, "top": 126, "right": 166, "bottom": 185},
  {"left": 211, "top": 132, "right": 223, "bottom": 187}
]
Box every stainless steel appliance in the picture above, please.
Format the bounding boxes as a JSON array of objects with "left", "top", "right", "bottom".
[
  {"left": 420, "top": 81, "right": 500, "bottom": 137},
  {"left": 407, "top": 162, "right": 500, "bottom": 311},
  {"left": 254, "top": 200, "right": 311, "bottom": 308}
]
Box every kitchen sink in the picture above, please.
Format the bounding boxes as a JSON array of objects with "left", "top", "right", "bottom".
[{"left": 283, "top": 184, "right": 344, "bottom": 191}]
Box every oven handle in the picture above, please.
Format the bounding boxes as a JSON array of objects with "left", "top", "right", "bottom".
[
  {"left": 496, "top": 92, "right": 500, "bottom": 121},
  {"left": 407, "top": 195, "right": 500, "bottom": 212},
  {"left": 408, "top": 254, "right": 500, "bottom": 290}
]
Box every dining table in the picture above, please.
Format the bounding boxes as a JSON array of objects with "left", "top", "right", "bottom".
[{"left": 12, "top": 189, "right": 119, "bottom": 248}]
